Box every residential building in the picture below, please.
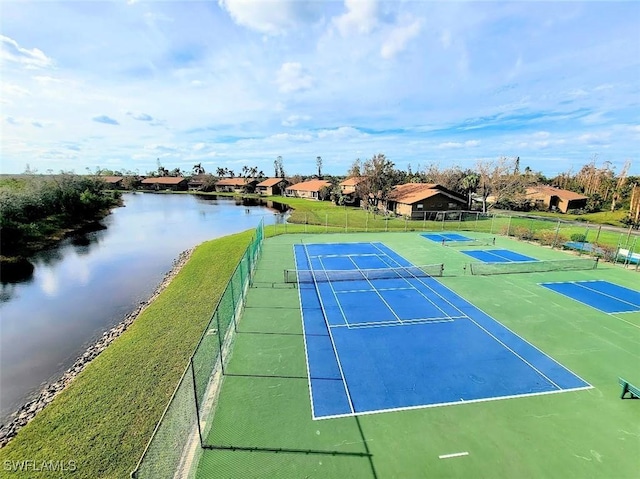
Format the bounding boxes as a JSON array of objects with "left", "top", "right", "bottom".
[
  {"left": 214, "top": 178, "right": 258, "bottom": 193},
  {"left": 139, "top": 177, "right": 188, "bottom": 191},
  {"left": 384, "top": 183, "right": 467, "bottom": 218},
  {"left": 256, "top": 178, "right": 289, "bottom": 196},
  {"left": 285, "top": 179, "right": 332, "bottom": 200},
  {"left": 525, "top": 186, "right": 588, "bottom": 213}
]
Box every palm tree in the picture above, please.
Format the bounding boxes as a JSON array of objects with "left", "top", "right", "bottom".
[
  {"left": 461, "top": 173, "right": 480, "bottom": 210},
  {"left": 193, "top": 163, "right": 205, "bottom": 175},
  {"left": 216, "top": 167, "right": 226, "bottom": 178}
]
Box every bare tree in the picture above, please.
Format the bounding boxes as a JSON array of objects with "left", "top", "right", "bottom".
[{"left": 316, "top": 156, "right": 323, "bottom": 178}]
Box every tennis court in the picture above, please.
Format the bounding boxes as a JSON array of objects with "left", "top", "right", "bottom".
[
  {"left": 422, "top": 232, "right": 474, "bottom": 242},
  {"left": 192, "top": 232, "right": 639, "bottom": 478},
  {"left": 462, "top": 249, "right": 537, "bottom": 263},
  {"left": 540, "top": 280, "right": 640, "bottom": 314},
  {"left": 294, "top": 242, "right": 590, "bottom": 419}
]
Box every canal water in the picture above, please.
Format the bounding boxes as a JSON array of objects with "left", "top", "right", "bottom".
[{"left": 0, "top": 193, "right": 286, "bottom": 423}]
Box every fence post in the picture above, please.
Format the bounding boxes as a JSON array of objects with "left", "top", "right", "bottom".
[
  {"left": 458, "top": 212, "right": 463, "bottom": 230},
  {"left": 385, "top": 217, "right": 388, "bottom": 232},
  {"left": 552, "top": 219, "right": 561, "bottom": 249},
  {"left": 490, "top": 214, "right": 495, "bottom": 234},
  {"left": 441, "top": 212, "right": 445, "bottom": 230},
  {"left": 366, "top": 212, "right": 369, "bottom": 232},
  {"left": 190, "top": 358, "right": 204, "bottom": 447},
  {"left": 507, "top": 216, "right": 512, "bottom": 236},
  {"left": 423, "top": 211, "right": 426, "bottom": 230},
  {"left": 325, "top": 213, "right": 328, "bottom": 233},
  {"left": 475, "top": 212, "right": 479, "bottom": 231},
  {"left": 345, "top": 210, "right": 348, "bottom": 233},
  {"left": 594, "top": 225, "right": 602, "bottom": 245}
]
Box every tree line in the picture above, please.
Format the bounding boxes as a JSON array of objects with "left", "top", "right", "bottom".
[{"left": 0, "top": 174, "right": 121, "bottom": 257}]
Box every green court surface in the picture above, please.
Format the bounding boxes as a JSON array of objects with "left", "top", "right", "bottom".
[{"left": 196, "top": 232, "right": 640, "bottom": 478}]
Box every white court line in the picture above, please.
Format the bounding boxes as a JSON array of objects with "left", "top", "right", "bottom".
[
  {"left": 311, "top": 384, "right": 593, "bottom": 420},
  {"left": 303, "top": 245, "right": 355, "bottom": 415},
  {"left": 346, "top": 255, "right": 403, "bottom": 324},
  {"left": 573, "top": 282, "right": 640, "bottom": 308},
  {"left": 439, "top": 452, "right": 469, "bottom": 459},
  {"left": 375, "top": 244, "right": 594, "bottom": 390},
  {"left": 292, "top": 245, "right": 317, "bottom": 419}
]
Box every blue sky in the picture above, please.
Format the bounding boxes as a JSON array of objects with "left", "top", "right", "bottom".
[{"left": 1, "top": 1, "right": 639, "bottom": 177}]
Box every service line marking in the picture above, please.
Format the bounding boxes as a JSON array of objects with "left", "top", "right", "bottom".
[{"left": 439, "top": 451, "right": 469, "bottom": 459}]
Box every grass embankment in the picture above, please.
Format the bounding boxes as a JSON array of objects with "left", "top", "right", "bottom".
[{"left": 0, "top": 231, "right": 253, "bottom": 479}]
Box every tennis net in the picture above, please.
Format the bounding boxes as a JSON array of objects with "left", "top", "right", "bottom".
[
  {"left": 469, "top": 257, "right": 598, "bottom": 275},
  {"left": 444, "top": 239, "right": 495, "bottom": 248},
  {"left": 284, "top": 264, "right": 444, "bottom": 283}
]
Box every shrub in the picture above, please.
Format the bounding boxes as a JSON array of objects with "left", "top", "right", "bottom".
[{"left": 570, "top": 233, "right": 587, "bottom": 243}]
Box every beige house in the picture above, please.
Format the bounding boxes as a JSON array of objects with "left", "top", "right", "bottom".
[
  {"left": 525, "top": 186, "right": 588, "bottom": 213},
  {"left": 255, "top": 178, "right": 289, "bottom": 196},
  {"left": 339, "top": 177, "right": 367, "bottom": 195},
  {"left": 285, "top": 179, "right": 332, "bottom": 200},
  {"left": 140, "top": 177, "right": 188, "bottom": 191},
  {"left": 214, "top": 178, "right": 258, "bottom": 193},
  {"left": 384, "top": 183, "right": 466, "bottom": 218}
]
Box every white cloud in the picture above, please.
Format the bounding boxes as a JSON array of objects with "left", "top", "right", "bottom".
[
  {"left": 276, "top": 62, "right": 313, "bottom": 93},
  {"left": 282, "top": 114, "right": 311, "bottom": 127},
  {"left": 333, "top": 0, "right": 379, "bottom": 36},
  {"left": 269, "top": 132, "right": 313, "bottom": 142},
  {"left": 0, "top": 35, "right": 54, "bottom": 69},
  {"left": 317, "top": 126, "right": 366, "bottom": 140},
  {"left": 219, "top": 0, "right": 321, "bottom": 35},
  {"left": 381, "top": 17, "right": 422, "bottom": 59},
  {"left": 437, "top": 140, "right": 480, "bottom": 149}
]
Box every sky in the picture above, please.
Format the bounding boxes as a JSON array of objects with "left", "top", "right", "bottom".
[{"left": 1, "top": 1, "right": 639, "bottom": 177}]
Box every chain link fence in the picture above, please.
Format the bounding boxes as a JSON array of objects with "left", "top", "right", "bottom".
[{"left": 131, "top": 220, "right": 264, "bottom": 478}]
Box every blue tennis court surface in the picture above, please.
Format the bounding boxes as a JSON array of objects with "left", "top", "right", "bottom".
[
  {"left": 540, "top": 280, "right": 640, "bottom": 314},
  {"left": 422, "top": 232, "right": 473, "bottom": 242},
  {"left": 294, "top": 242, "right": 591, "bottom": 419},
  {"left": 463, "top": 249, "right": 537, "bottom": 263}
]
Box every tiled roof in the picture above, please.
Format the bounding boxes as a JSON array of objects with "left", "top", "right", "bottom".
[
  {"left": 140, "top": 177, "right": 187, "bottom": 184},
  {"left": 215, "top": 178, "right": 257, "bottom": 186},
  {"left": 387, "top": 183, "right": 463, "bottom": 204},
  {"left": 526, "top": 186, "right": 588, "bottom": 201},
  {"left": 339, "top": 177, "right": 367, "bottom": 186},
  {"left": 99, "top": 176, "right": 124, "bottom": 183},
  {"left": 287, "top": 180, "right": 332, "bottom": 192},
  {"left": 256, "top": 177, "right": 286, "bottom": 187}
]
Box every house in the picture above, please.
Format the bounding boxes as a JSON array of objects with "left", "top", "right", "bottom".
[
  {"left": 188, "top": 174, "right": 215, "bottom": 191},
  {"left": 140, "top": 177, "right": 188, "bottom": 191},
  {"left": 214, "top": 178, "right": 258, "bottom": 193},
  {"left": 338, "top": 177, "right": 367, "bottom": 206},
  {"left": 99, "top": 176, "right": 124, "bottom": 189},
  {"left": 525, "top": 186, "right": 588, "bottom": 213},
  {"left": 383, "top": 183, "right": 467, "bottom": 218},
  {"left": 255, "top": 178, "right": 289, "bottom": 196},
  {"left": 285, "top": 179, "right": 332, "bottom": 200},
  {"left": 339, "top": 177, "right": 367, "bottom": 195}
]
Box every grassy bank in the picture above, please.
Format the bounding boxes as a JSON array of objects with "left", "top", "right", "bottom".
[
  {"left": 0, "top": 231, "right": 253, "bottom": 479},
  {"left": 269, "top": 196, "right": 639, "bottom": 253}
]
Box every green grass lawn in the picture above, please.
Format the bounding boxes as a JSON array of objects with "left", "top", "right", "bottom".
[{"left": 0, "top": 231, "right": 253, "bottom": 479}]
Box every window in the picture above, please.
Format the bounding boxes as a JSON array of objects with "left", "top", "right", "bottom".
[{"left": 416, "top": 204, "right": 423, "bottom": 209}]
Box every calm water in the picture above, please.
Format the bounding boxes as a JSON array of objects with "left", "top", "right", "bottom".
[{"left": 0, "top": 193, "right": 285, "bottom": 423}]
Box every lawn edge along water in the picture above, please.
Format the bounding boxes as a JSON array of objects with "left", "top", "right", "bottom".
[{"left": 0, "top": 230, "right": 253, "bottom": 479}]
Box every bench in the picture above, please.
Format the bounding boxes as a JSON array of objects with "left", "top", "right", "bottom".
[{"left": 619, "top": 378, "right": 640, "bottom": 399}]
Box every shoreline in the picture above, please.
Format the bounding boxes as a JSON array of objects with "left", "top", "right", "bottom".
[{"left": 0, "top": 248, "right": 194, "bottom": 448}]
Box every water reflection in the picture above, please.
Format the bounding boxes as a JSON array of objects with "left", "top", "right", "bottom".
[{"left": 0, "top": 193, "right": 281, "bottom": 422}]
